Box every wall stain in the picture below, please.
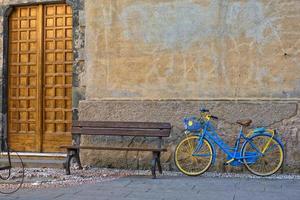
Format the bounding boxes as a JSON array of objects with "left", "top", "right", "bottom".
[{"left": 120, "top": 0, "right": 278, "bottom": 51}]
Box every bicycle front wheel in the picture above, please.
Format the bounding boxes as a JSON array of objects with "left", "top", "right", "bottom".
[
  {"left": 242, "top": 134, "right": 284, "bottom": 176},
  {"left": 174, "top": 136, "right": 213, "bottom": 176}
]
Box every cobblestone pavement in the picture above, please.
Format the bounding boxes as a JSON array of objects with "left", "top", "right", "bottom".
[{"left": 1, "top": 174, "right": 300, "bottom": 200}]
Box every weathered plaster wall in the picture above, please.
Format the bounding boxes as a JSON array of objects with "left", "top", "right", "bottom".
[{"left": 85, "top": 0, "right": 300, "bottom": 99}]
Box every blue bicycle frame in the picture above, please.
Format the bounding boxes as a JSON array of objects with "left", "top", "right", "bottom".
[{"left": 193, "top": 120, "right": 262, "bottom": 166}]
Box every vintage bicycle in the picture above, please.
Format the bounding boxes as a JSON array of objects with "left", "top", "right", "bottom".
[
  {"left": 174, "top": 109, "right": 284, "bottom": 176},
  {"left": 0, "top": 136, "right": 24, "bottom": 194}
]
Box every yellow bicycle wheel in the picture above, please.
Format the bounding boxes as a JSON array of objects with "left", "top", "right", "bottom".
[
  {"left": 242, "top": 134, "right": 284, "bottom": 176},
  {"left": 175, "top": 136, "right": 213, "bottom": 176}
]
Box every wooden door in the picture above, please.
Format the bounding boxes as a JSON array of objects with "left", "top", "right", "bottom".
[
  {"left": 8, "top": 4, "right": 72, "bottom": 152},
  {"left": 42, "top": 4, "right": 73, "bottom": 152}
]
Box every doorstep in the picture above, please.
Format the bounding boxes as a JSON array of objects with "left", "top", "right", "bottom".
[{"left": 0, "top": 152, "right": 66, "bottom": 168}]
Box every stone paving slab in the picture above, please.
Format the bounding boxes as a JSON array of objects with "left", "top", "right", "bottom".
[{"left": 1, "top": 175, "right": 300, "bottom": 200}]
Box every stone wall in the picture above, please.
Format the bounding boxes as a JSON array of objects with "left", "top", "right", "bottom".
[{"left": 79, "top": 100, "right": 300, "bottom": 173}]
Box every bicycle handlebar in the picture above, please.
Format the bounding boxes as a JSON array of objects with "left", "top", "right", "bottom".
[
  {"left": 200, "top": 108, "right": 218, "bottom": 120},
  {"left": 210, "top": 115, "right": 218, "bottom": 120},
  {"left": 200, "top": 108, "right": 209, "bottom": 113}
]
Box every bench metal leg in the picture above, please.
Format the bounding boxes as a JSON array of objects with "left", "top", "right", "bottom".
[
  {"left": 65, "top": 149, "right": 74, "bottom": 175},
  {"left": 74, "top": 149, "right": 83, "bottom": 170},
  {"left": 151, "top": 152, "right": 159, "bottom": 179},
  {"left": 157, "top": 152, "right": 162, "bottom": 174}
]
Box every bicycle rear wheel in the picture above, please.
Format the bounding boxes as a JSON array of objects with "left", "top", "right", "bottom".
[
  {"left": 0, "top": 150, "right": 24, "bottom": 194},
  {"left": 242, "top": 134, "right": 283, "bottom": 176},
  {"left": 174, "top": 136, "right": 213, "bottom": 176}
]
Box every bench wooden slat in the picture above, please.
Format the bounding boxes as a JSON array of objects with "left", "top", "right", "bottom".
[
  {"left": 71, "top": 127, "right": 171, "bottom": 137},
  {"left": 61, "top": 146, "right": 167, "bottom": 152},
  {"left": 72, "top": 121, "right": 171, "bottom": 129}
]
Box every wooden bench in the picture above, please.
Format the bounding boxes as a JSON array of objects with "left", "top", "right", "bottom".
[{"left": 61, "top": 121, "right": 171, "bottom": 178}]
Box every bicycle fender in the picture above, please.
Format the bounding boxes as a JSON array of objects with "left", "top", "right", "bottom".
[
  {"left": 246, "top": 127, "right": 266, "bottom": 137},
  {"left": 253, "top": 127, "right": 266, "bottom": 134},
  {"left": 256, "top": 132, "right": 284, "bottom": 147}
]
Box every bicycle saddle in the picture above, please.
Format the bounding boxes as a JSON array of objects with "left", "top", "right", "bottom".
[{"left": 236, "top": 119, "right": 252, "bottom": 127}]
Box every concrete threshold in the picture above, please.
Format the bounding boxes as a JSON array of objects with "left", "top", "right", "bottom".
[
  {"left": 2, "top": 152, "right": 67, "bottom": 157},
  {"left": 0, "top": 158, "right": 65, "bottom": 164},
  {"left": 0, "top": 152, "right": 66, "bottom": 168}
]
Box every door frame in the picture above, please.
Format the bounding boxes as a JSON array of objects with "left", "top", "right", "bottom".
[{"left": 1, "top": 0, "right": 84, "bottom": 151}]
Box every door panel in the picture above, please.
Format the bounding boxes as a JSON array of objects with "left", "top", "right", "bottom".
[
  {"left": 8, "top": 4, "right": 72, "bottom": 153},
  {"left": 43, "top": 4, "right": 73, "bottom": 152},
  {"left": 8, "top": 6, "right": 41, "bottom": 152}
]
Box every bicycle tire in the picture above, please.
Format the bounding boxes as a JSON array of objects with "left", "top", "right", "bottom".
[
  {"left": 174, "top": 136, "right": 213, "bottom": 176},
  {"left": 0, "top": 150, "right": 25, "bottom": 194},
  {"left": 241, "top": 133, "right": 284, "bottom": 176}
]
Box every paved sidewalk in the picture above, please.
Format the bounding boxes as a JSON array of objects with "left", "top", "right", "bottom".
[{"left": 2, "top": 175, "right": 300, "bottom": 200}]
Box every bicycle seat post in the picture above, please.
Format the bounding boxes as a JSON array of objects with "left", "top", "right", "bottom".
[{"left": 239, "top": 125, "right": 244, "bottom": 135}]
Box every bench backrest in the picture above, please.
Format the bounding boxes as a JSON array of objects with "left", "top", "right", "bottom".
[{"left": 72, "top": 121, "right": 171, "bottom": 137}]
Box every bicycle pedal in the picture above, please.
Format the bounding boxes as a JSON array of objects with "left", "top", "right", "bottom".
[{"left": 224, "top": 158, "right": 235, "bottom": 166}]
